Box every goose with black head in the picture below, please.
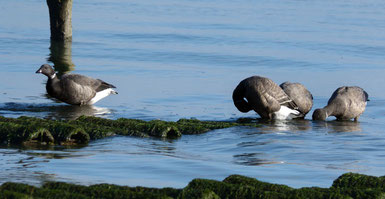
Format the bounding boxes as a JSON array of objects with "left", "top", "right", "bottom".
[{"left": 36, "top": 64, "right": 117, "bottom": 105}]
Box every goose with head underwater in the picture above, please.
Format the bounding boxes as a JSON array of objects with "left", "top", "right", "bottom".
[
  {"left": 312, "top": 86, "right": 369, "bottom": 121},
  {"left": 36, "top": 64, "right": 117, "bottom": 105},
  {"left": 232, "top": 75, "right": 303, "bottom": 120}
]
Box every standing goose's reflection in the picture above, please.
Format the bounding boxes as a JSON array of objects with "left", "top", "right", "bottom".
[
  {"left": 252, "top": 119, "right": 312, "bottom": 133},
  {"left": 232, "top": 119, "right": 312, "bottom": 166},
  {"left": 313, "top": 120, "right": 362, "bottom": 133},
  {"left": 47, "top": 104, "right": 113, "bottom": 120},
  {"left": 0, "top": 102, "right": 113, "bottom": 120}
]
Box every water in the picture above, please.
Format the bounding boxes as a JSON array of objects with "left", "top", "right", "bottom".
[{"left": 1, "top": 0, "right": 385, "bottom": 188}]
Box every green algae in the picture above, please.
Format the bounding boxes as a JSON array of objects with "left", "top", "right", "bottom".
[
  {"left": 25, "top": 128, "right": 55, "bottom": 145},
  {"left": 0, "top": 182, "right": 89, "bottom": 199},
  {"left": 0, "top": 117, "right": 89, "bottom": 145},
  {"left": 330, "top": 173, "right": 385, "bottom": 199},
  {"left": 42, "top": 182, "right": 180, "bottom": 199},
  {"left": 332, "top": 172, "right": 385, "bottom": 189},
  {"left": 0, "top": 116, "right": 257, "bottom": 146},
  {"left": 2, "top": 173, "right": 385, "bottom": 199}
]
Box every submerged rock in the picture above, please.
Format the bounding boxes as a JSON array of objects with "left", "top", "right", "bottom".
[
  {"left": 0, "top": 116, "right": 258, "bottom": 146},
  {"left": 1, "top": 173, "right": 384, "bottom": 199}
]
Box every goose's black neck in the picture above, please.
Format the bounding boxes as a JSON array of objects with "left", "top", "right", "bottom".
[{"left": 46, "top": 76, "right": 61, "bottom": 98}]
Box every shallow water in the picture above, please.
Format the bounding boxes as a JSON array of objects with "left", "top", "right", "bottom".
[{"left": 1, "top": 0, "right": 385, "bottom": 188}]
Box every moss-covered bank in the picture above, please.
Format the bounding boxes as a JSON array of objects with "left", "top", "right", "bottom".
[
  {"left": 1, "top": 173, "right": 385, "bottom": 199},
  {"left": 0, "top": 116, "right": 257, "bottom": 145}
]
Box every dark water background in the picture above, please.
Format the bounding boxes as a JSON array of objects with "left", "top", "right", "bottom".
[{"left": 1, "top": 0, "right": 385, "bottom": 188}]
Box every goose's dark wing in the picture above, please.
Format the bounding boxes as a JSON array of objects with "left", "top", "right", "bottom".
[
  {"left": 260, "top": 78, "right": 298, "bottom": 110},
  {"left": 363, "top": 90, "right": 369, "bottom": 102},
  {"left": 280, "top": 82, "right": 313, "bottom": 115},
  {"left": 62, "top": 74, "right": 115, "bottom": 92}
]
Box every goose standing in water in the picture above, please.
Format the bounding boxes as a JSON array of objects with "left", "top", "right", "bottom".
[
  {"left": 36, "top": 64, "right": 117, "bottom": 105},
  {"left": 280, "top": 81, "right": 313, "bottom": 118},
  {"left": 232, "top": 76, "right": 301, "bottom": 120},
  {"left": 312, "top": 86, "right": 368, "bottom": 121}
]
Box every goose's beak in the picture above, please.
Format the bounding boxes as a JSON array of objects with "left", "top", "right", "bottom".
[{"left": 36, "top": 69, "right": 42, "bottom": 73}]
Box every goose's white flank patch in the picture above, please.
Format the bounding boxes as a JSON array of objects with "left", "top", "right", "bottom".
[
  {"left": 88, "top": 88, "right": 117, "bottom": 105},
  {"left": 273, "top": 106, "right": 300, "bottom": 120}
]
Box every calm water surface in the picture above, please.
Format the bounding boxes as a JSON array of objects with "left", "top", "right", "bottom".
[{"left": 1, "top": 0, "right": 385, "bottom": 188}]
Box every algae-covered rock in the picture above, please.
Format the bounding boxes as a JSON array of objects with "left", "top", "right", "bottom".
[
  {"left": 0, "top": 189, "right": 31, "bottom": 199},
  {"left": 147, "top": 120, "right": 181, "bottom": 138},
  {"left": 0, "top": 120, "right": 89, "bottom": 146},
  {"left": 291, "top": 187, "right": 340, "bottom": 199},
  {"left": 176, "top": 118, "right": 243, "bottom": 135},
  {"left": 43, "top": 182, "right": 181, "bottom": 199},
  {"left": 0, "top": 181, "right": 180, "bottom": 199},
  {"left": 331, "top": 173, "right": 385, "bottom": 199},
  {"left": 0, "top": 182, "right": 88, "bottom": 199},
  {"left": 0, "top": 122, "right": 44, "bottom": 145},
  {"left": 180, "top": 187, "right": 220, "bottom": 199},
  {"left": 0, "top": 116, "right": 259, "bottom": 146},
  {"left": 332, "top": 172, "right": 385, "bottom": 189},
  {"left": 180, "top": 178, "right": 287, "bottom": 199},
  {"left": 2, "top": 173, "right": 385, "bottom": 199},
  {"left": 48, "top": 122, "right": 90, "bottom": 145},
  {"left": 181, "top": 173, "right": 385, "bottom": 199},
  {"left": 223, "top": 174, "right": 293, "bottom": 193},
  {"left": 0, "top": 122, "right": 27, "bottom": 144},
  {"left": 24, "top": 128, "right": 54, "bottom": 145},
  {"left": 72, "top": 116, "right": 180, "bottom": 138}
]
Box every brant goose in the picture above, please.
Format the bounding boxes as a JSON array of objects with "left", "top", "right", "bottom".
[
  {"left": 36, "top": 64, "right": 117, "bottom": 105},
  {"left": 312, "top": 86, "right": 369, "bottom": 121},
  {"left": 232, "top": 76, "right": 301, "bottom": 120},
  {"left": 280, "top": 81, "right": 313, "bottom": 118}
]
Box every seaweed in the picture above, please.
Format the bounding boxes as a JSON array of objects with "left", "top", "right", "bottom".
[
  {"left": 2, "top": 173, "right": 385, "bottom": 199},
  {"left": 24, "top": 128, "right": 54, "bottom": 145},
  {"left": 0, "top": 116, "right": 258, "bottom": 146}
]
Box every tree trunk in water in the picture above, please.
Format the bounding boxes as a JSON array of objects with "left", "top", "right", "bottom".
[{"left": 46, "top": 0, "right": 73, "bottom": 41}]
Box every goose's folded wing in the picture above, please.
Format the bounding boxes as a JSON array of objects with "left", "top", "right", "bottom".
[
  {"left": 280, "top": 82, "right": 313, "bottom": 114},
  {"left": 61, "top": 74, "right": 98, "bottom": 101},
  {"left": 263, "top": 78, "right": 298, "bottom": 110},
  {"left": 62, "top": 74, "right": 115, "bottom": 92}
]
